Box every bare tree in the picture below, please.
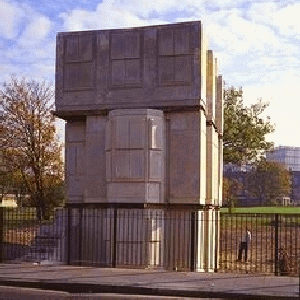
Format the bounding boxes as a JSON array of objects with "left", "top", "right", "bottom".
[{"left": 0, "top": 76, "right": 64, "bottom": 219}]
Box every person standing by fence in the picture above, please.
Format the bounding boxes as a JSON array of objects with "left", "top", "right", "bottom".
[{"left": 237, "top": 230, "right": 251, "bottom": 262}]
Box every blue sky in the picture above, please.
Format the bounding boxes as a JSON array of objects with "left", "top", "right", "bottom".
[{"left": 1, "top": 0, "right": 300, "bottom": 147}]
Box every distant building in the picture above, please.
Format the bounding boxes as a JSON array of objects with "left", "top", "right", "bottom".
[
  {"left": 266, "top": 146, "right": 300, "bottom": 205},
  {"left": 224, "top": 151, "right": 295, "bottom": 207},
  {"left": 223, "top": 163, "right": 262, "bottom": 207},
  {"left": 266, "top": 146, "right": 300, "bottom": 171}
]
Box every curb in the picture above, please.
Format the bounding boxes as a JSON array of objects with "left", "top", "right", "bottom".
[{"left": 0, "top": 279, "right": 298, "bottom": 300}]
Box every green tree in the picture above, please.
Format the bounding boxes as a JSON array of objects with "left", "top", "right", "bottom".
[
  {"left": 223, "top": 87, "right": 275, "bottom": 165},
  {"left": 0, "top": 76, "right": 64, "bottom": 219},
  {"left": 246, "top": 160, "right": 290, "bottom": 206},
  {"left": 223, "top": 177, "right": 243, "bottom": 210}
]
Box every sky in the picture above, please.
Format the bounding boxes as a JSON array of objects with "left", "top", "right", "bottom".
[{"left": 1, "top": 0, "right": 300, "bottom": 147}]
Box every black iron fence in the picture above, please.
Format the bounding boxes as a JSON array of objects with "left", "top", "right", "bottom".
[
  {"left": 219, "top": 213, "right": 300, "bottom": 276},
  {"left": 0, "top": 206, "right": 66, "bottom": 263},
  {"left": 0, "top": 204, "right": 206, "bottom": 271},
  {"left": 1, "top": 205, "right": 300, "bottom": 276},
  {"left": 65, "top": 203, "right": 204, "bottom": 271}
]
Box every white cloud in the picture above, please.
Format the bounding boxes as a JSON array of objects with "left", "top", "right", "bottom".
[
  {"left": 60, "top": 0, "right": 252, "bottom": 33},
  {"left": 243, "top": 74, "right": 300, "bottom": 147},
  {"left": 60, "top": 0, "right": 163, "bottom": 32},
  {"left": 0, "top": 0, "right": 25, "bottom": 39},
  {"left": 272, "top": 3, "right": 300, "bottom": 37},
  {"left": 246, "top": 2, "right": 278, "bottom": 25},
  {"left": 1, "top": 0, "right": 300, "bottom": 147},
  {"left": 18, "top": 16, "right": 52, "bottom": 47},
  {"left": 247, "top": 2, "right": 300, "bottom": 38},
  {"left": 59, "top": 0, "right": 283, "bottom": 61},
  {"left": 210, "top": 10, "right": 281, "bottom": 54},
  {"left": 116, "top": 0, "right": 182, "bottom": 17},
  {"left": 0, "top": 1, "right": 56, "bottom": 82},
  {"left": 248, "top": 56, "right": 300, "bottom": 71}
]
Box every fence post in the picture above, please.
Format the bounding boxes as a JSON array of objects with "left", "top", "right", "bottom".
[
  {"left": 0, "top": 207, "right": 3, "bottom": 263},
  {"left": 274, "top": 213, "right": 279, "bottom": 276},
  {"left": 112, "top": 207, "right": 117, "bottom": 268},
  {"left": 78, "top": 208, "right": 83, "bottom": 265},
  {"left": 214, "top": 210, "right": 219, "bottom": 272},
  {"left": 298, "top": 259, "right": 300, "bottom": 299},
  {"left": 190, "top": 211, "right": 196, "bottom": 271},
  {"left": 67, "top": 207, "right": 72, "bottom": 265}
]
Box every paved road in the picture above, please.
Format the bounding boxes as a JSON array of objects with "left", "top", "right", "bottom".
[
  {"left": 0, "top": 263, "right": 299, "bottom": 299},
  {"left": 0, "top": 287, "right": 219, "bottom": 300},
  {"left": 0, "top": 286, "right": 222, "bottom": 300}
]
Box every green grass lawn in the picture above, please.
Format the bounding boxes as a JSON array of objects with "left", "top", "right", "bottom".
[{"left": 220, "top": 206, "right": 300, "bottom": 214}]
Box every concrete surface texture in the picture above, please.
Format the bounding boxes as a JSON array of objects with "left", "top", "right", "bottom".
[
  {"left": 0, "top": 264, "right": 298, "bottom": 299},
  {"left": 56, "top": 21, "right": 223, "bottom": 207},
  {"left": 55, "top": 21, "right": 223, "bottom": 272}
]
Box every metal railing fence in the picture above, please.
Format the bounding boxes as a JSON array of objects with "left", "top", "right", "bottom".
[
  {"left": 0, "top": 203, "right": 206, "bottom": 271},
  {"left": 0, "top": 206, "right": 66, "bottom": 263},
  {"left": 1, "top": 205, "right": 300, "bottom": 276},
  {"left": 64, "top": 203, "right": 204, "bottom": 271},
  {"left": 219, "top": 213, "right": 300, "bottom": 276}
]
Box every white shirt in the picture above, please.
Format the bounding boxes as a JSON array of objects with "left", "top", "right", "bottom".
[{"left": 243, "top": 231, "right": 251, "bottom": 243}]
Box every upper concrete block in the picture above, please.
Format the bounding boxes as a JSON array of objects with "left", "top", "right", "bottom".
[
  {"left": 215, "top": 75, "right": 224, "bottom": 135},
  {"left": 55, "top": 22, "right": 206, "bottom": 117},
  {"left": 206, "top": 50, "right": 215, "bottom": 122}
]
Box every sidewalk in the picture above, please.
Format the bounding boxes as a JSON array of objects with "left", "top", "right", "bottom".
[{"left": 0, "top": 263, "right": 299, "bottom": 299}]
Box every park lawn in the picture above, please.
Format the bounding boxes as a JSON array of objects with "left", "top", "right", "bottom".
[{"left": 220, "top": 206, "right": 300, "bottom": 214}]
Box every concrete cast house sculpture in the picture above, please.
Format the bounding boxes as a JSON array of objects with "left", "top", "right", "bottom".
[{"left": 55, "top": 21, "right": 223, "bottom": 272}]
